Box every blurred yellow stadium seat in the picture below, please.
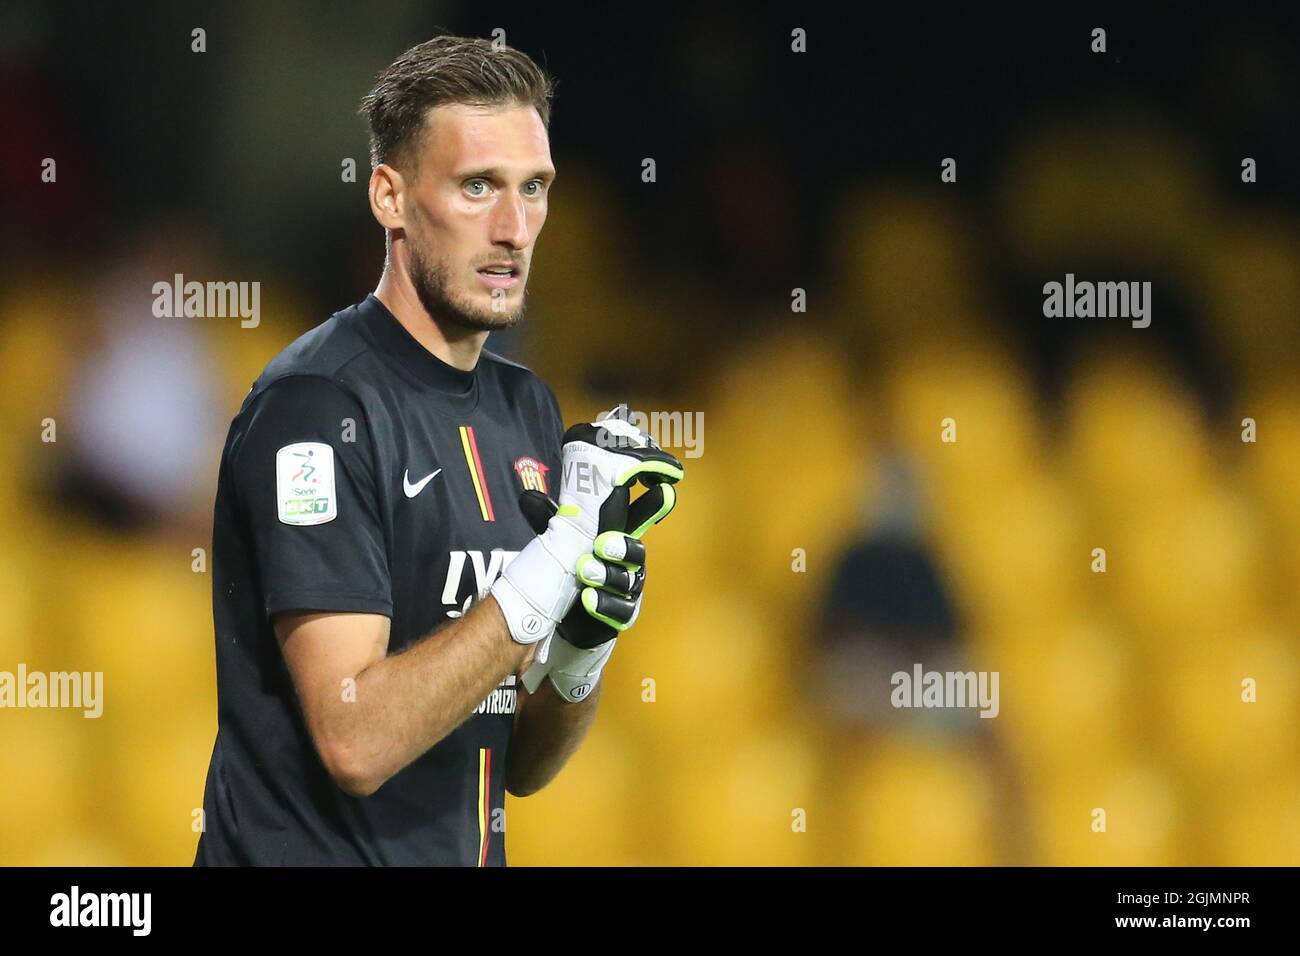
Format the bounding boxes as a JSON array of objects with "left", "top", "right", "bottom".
[
  {"left": 610, "top": 590, "right": 787, "bottom": 751},
  {"left": 662, "top": 725, "right": 818, "bottom": 866},
  {"left": 883, "top": 342, "right": 1044, "bottom": 499},
  {"left": 937, "top": 472, "right": 1083, "bottom": 636},
  {"left": 0, "top": 712, "right": 100, "bottom": 865},
  {"left": 705, "top": 330, "right": 868, "bottom": 623},
  {"left": 0, "top": 532, "right": 44, "bottom": 674},
  {"left": 620, "top": 450, "right": 726, "bottom": 607},
  {"left": 105, "top": 705, "right": 217, "bottom": 864},
  {"left": 1237, "top": 384, "right": 1300, "bottom": 527},
  {"left": 1153, "top": 628, "right": 1299, "bottom": 785},
  {"left": 0, "top": 281, "right": 77, "bottom": 437},
  {"left": 1001, "top": 125, "right": 1208, "bottom": 266},
  {"left": 61, "top": 528, "right": 216, "bottom": 726},
  {"left": 1104, "top": 486, "right": 1264, "bottom": 646},
  {"left": 842, "top": 735, "right": 997, "bottom": 865},
  {"left": 1235, "top": 383, "right": 1300, "bottom": 626},
  {"left": 1063, "top": 347, "right": 1216, "bottom": 522},
  {"left": 1195, "top": 218, "right": 1300, "bottom": 381},
  {"left": 1211, "top": 777, "right": 1300, "bottom": 866},
  {"left": 1030, "top": 764, "right": 1182, "bottom": 866},
  {"left": 524, "top": 175, "right": 684, "bottom": 385},
  {"left": 988, "top": 620, "right": 1138, "bottom": 781},
  {"left": 23, "top": 833, "right": 123, "bottom": 868},
  {"left": 37, "top": 523, "right": 219, "bottom": 863},
  {"left": 505, "top": 723, "right": 640, "bottom": 866},
  {"left": 203, "top": 285, "right": 305, "bottom": 415},
  {"left": 832, "top": 190, "right": 987, "bottom": 348}
]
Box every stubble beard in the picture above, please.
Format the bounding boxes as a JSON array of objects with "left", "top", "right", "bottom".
[{"left": 407, "top": 235, "right": 527, "bottom": 334}]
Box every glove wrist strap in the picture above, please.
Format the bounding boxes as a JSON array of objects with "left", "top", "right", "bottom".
[
  {"left": 521, "top": 633, "right": 618, "bottom": 703},
  {"left": 489, "top": 518, "right": 590, "bottom": 652}
]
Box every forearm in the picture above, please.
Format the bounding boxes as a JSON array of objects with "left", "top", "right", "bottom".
[
  {"left": 506, "top": 677, "right": 601, "bottom": 796},
  {"left": 341, "top": 597, "right": 531, "bottom": 795}
]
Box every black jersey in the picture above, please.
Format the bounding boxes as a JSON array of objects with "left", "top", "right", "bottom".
[{"left": 193, "top": 294, "right": 563, "bottom": 866}]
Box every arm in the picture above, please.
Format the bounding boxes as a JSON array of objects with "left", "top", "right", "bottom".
[
  {"left": 505, "top": 674, "right": 601, "bottom": 797},
  {"left": 276, "top": 595, "right": 536, "bottom": 798}
]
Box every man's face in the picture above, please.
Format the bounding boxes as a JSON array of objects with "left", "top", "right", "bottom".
[{"left": 401, "top": 102, "right": 554, "bottom": 332}]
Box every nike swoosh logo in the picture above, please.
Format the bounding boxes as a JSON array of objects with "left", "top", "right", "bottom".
[{"left": 403, "top": 468, "right": 442, "bottom": 498}]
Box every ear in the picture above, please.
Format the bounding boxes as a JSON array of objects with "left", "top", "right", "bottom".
[{"left": 368, "top": 163, "right": 406, "bottom": 232}]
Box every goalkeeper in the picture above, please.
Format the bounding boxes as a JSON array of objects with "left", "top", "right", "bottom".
[{"left": 193, "top": 34, "right": 682, "bottom": 867}]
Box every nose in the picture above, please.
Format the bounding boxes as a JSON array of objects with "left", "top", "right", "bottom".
[{"left": 489, "top": 190, "right": 530, "bottom": 250}]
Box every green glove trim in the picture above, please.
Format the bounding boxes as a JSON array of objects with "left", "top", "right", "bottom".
[{"left": 627, "top": 483, "right": 677, "bottom": 539}]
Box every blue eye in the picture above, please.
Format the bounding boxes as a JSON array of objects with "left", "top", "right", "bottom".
[{"left": 465, "top": 179, "right": 488, "bottom": 197}]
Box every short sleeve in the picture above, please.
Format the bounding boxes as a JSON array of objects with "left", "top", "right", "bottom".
[{"left": 231, "top": 375, "right": 392, "bottom": 619}]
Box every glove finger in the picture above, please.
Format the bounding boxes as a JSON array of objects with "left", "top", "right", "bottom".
[
  {"left": 558, "top": 588, "right": 631, "bottom": 650},
  {"left": 597, "top": 483, "right": 630, "bottom": 537},
  {"left": 618, "top": 446, "right": 684, "bottom": 488},
  {"left": 576, "top": 554, "right": 643, "bottom": 597},
  {"left": 518, "top": 488, "right": 559, "bottom": 535},
  {"left": 557, "top": 567, "right": 646, "bottom": 649},
  {"left": 625, "top": 483, "right": 677, "bottom": 539},
  {"left": 621, "top": 592, "right": 643, "bottom": 630},
  {"left": 580, "top": 587, "right": 639, "bottom": 632},
  {"left": 557, "top": 612, "right": 617, "bottom": 651},
  {"left": 593, "top": 530, "right": 646, "bottom": 569}
]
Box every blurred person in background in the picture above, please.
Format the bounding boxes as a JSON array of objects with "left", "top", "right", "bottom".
[
  {"left": 58, "top": 224, "right": 225, "bottom": 540},
  {"left": 816, "top": 453, "right": 1031, "bottom": 862},
  {"left": 817, "top": 456, "right": 962, "bottom": 731}
]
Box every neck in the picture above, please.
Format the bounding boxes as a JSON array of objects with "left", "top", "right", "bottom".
[{"left": 373, "top": 260, "right": 487, "bottom": 373}]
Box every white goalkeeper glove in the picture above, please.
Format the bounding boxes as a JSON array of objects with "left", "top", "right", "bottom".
[
  {"left": 489, "top": 406, "right": 683, "bottom": 664},
  {"left": 518, "top": 407, "right": 683, "bottom": 700}
]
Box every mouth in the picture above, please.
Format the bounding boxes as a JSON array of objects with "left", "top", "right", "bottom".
[{"left": 476, "top": 264, "right": 522, "bottom": 291}]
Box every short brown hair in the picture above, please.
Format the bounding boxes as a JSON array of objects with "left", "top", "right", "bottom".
[{"left": 359, "top": 35, "right": 555, "bottom": 174}]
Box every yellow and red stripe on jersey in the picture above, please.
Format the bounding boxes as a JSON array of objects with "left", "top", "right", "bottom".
[
  {"left": 459, "top": 425, "right": 496, "bottom": 522},
  {"left": 477, "top": 747, "right": 493, "bottom": 867}
]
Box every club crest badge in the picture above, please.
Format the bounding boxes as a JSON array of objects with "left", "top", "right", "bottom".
[{"left": 513, "top": 455, "right": 550, "bottom": 494}]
